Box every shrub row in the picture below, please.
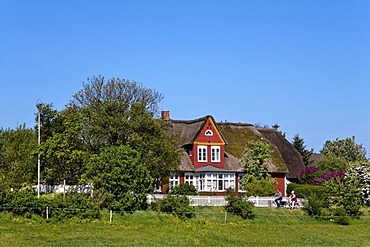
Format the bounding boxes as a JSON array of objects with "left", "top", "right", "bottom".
[
  {"left": 287, "top": 183, "right": 327, "bottom": 198},
  {"left": 0, "top": 188, "right": 100, "bottom": 221}
]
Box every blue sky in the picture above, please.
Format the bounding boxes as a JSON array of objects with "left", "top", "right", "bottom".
[{"left": 1, "top": 0, "right": 369, "bottom": 154}]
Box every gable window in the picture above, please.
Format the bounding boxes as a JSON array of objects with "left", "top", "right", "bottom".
[
  {"left": 198, "top": 146, "right": 207, "bottom": 162},
  {"left": 211, "top": 146, "right": 220, "bottom": 162},
  {"left": 205, "top": 130, "right": 213, "bottom": 136}
]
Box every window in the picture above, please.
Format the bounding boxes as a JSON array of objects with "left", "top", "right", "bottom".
[
  {"left": 205, "top": 130, "right": 213, "bottom": 136},
  {"left": 238, "top": 173, "right": 246, "bottom": 192},
  {"left": 184, "top": 173, "right": 195, "bottom": 185},
  {"left": 169, "top": 174, "right": 179, "bottom": 190},
  {"left": 211, "top": 146, "right": 220, "bottom": 162},
  {"left": 194, "top": 173, "right": 235, "bottom": 192},
  {"left": 198, "top": 146, "right": 207, "bottom": 162}
]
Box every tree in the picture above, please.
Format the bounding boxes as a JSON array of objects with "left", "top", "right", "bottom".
[
  {"left": 0, "top": 125, "right": 37, "bottom": 189},
  {"left": 240, "top": 140, "right": 276, "bottom": 196},
  {"left": 292, "top": 134, "right": 314, "bottom": 166},
  {"left": 37, "top": 107, "right": 88, "bottom": 185},
  {"left": 68, "top": 75, "right": 180, "bottom": 187},
  {"left": 320, "top": 136, "right": 368, "bottom": 163},
  {"left": 83, "top": 145, "right": 153, "bottom": 211}
]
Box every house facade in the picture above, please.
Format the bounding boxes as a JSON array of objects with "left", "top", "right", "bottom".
[{"left": 163, "top": 110, "right": 305, "bottom": 197}]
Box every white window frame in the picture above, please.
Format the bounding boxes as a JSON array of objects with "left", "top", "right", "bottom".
[
  {"left": 169, "top": 174, "right": 180, "bottom": 190},
  {"left": 211, "top": 146, "right": 220, "bottom": 162},
  {"left": 195, "top": 173, "right": 235, "bottom": 192},
  {"left": 184, "top": 173, "right": 195, "bottom": 186},
  {"left": 238, "top": 173, "right": 246, "bottom": 192},
  {"left": 198, "top": 146, "right": 207, "bottom": 162}
]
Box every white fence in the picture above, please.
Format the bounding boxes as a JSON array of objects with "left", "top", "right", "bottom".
[{"left": 146, "top": 194, "right": 299, "bottom": 207}]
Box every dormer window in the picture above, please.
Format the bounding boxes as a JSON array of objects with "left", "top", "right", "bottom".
[{"left": 205, "top": 130, "right": 213, "bottom": 136}]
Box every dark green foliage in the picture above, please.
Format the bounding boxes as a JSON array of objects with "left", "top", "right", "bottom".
[
  {"left": 225, "top": 190, "right": 255, "bottom": 220},
  {"left": 37, "top": 107, "right": 87, "bottom": 185},
  {"left": 292, "top": 134, "right": 314, "bottom": 166},
  {"left": 47, "top": 193, "right": 100, "bottom": 221},
  {"left": 287, "top": 183, "right": 327, "bottom": 199},
  {"left": 0, "top": 126, "right": 37, "bottom": 190},
  {"left": 0, "top": 188, "right": 100, "bottom": 220},
  {"left": 152, "top": 195, "right": 195, "bottom": 219},
  {"left": 170, "top": 183, "right": 198, "bottom": 195},
  {"left": 70, "top": 76, "right": 180, "bottom": 188},
  {"left": 302, "top": 191, "right": 327, "bottom": 219},
  {"left": 0, "top": 188, "right": 45, "bottom": 217},
  {"left": 83, "top": 145, "right": 153, "bottom": 212}
]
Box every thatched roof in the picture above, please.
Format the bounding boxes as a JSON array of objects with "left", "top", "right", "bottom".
[
  {"left": 168, "top": 117, "right": 304, "bottom": 177},
  {"left": 168, "top": 116, "right": 227, "bottom": 147},
  {"left": 217, "top": 123, "right": 288, "bottom": 173},
  {"left": 257, "top": 128, "right": 305, "bottom": 178}
]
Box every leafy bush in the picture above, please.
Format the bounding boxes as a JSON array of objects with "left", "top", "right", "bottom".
[
  {"left": 302, "top": 191, "right": 327, "bottom": 219},
  {"left": 170, "top": 183, "right": 198, "bottom": 196},
  {"left": 287, "top": 183, "right": 327, "bottom": 199},
  {"left": 225, "top": 190, "right": 255, "bottom": 220},
  {"left": 152, "top": 195, "right": 195, "bottom": 219},
  {"left": 0, "top": 188, "right": 46, "bottom": 217},
  {"left": 328, "top": 207, "right": 349, "bottom": 225},
  {"left": 241, "top": 177, "right": 277, "bottom": 197},
  {"left": 48, "top": 193, "right": 100, "bottom": 221},
  {"left": 0, "top": 188, "right": 100, "bottom": 221},
  {"left": 324, "top": 177, "right": 364, "bottom": 218}
]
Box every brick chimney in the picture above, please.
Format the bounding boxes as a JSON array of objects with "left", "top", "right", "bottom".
[{"left": 161, "top": 110, "right": 170, "bottom": 121}]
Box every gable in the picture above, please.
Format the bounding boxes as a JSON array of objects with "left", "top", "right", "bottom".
[{"left": 194, "top": 116, "right": 225, "bottom": 146}]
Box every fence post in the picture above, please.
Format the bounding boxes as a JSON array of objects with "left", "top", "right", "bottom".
[
  {"left": 224, "top": 211, "right": 227, "bottom": 224},
  {"left": 63, "top": 180, "right": 66, "bottom": 198},
  {"left": 110, "top": 210, "right": 113, "bottom": 223},
  {"left": 46, "top": 206, "right": 49, "bottom": 219}
]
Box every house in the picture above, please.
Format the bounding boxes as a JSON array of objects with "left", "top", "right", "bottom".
[{"left": 162, "top": 110, "right": 305, "bottom": 196}]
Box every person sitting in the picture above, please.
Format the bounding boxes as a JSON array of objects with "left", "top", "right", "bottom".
[
  {"left": 289, "top": 191, "right": 298, "bottom": 209},
  {"left": 274, "top": 189, "right": 283, "bottom": 207}
]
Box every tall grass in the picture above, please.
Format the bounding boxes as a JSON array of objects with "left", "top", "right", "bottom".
[{"left": 0, "top": 207, "right": 369, "bottom": 246}]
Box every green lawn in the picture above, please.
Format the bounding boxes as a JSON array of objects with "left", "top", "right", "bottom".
[{"left": 1, "top": 207, "right": 370, "bottom": 246}]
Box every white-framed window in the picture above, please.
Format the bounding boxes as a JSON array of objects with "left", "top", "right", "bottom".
[
  {"left": 195, "top": 173, "right": 235, "bottom": 192},
  {"left": 184, "top": 173, "right": 195, "bottom": 186},
  {"left": 238, "top": 173, "right": 246, "bottom": 192},
  {"left": 198, "top": 146, "right": 207, "bottom": 162},
  {"left": 205, "top": 130, "right": 213, "bottom": 136},
  {"left": 170, "top": 174, "right": 179, "bottom": 190},
  {"left": 211, "top": 146, "right": 220, "bottom": 162}
]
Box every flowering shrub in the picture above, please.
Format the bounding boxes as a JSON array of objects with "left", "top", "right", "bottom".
[
  {"left": 313, "top": 170, "right": 345, "bottom": 185},
  {"left": 346, "top": 164, "right": 370, "bottom": 205},
  {"left": 298, "top": 166, "right": 320, "bottom": 184}
]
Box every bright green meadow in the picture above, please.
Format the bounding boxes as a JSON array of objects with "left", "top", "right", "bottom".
[{"left": 1, "top": 207, "right": 370, "bottom": 247}]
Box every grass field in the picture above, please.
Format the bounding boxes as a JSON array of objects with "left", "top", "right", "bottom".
[{"left": 1, "top": 207, "right": 370, "bottom": 246}]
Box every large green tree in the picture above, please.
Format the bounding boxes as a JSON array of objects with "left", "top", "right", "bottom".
[
  {"left": 37, "top": 107, "right": 88, "bottom": 185},
  {"left": 83, "top": 145, "right": 153, "bottom": 211},
  {"left": 0, "top": 125, "right": 37, "bottom": 189},
  {"left": 68, "top": 75, "right": 180, "bottom": 187},
  {"left": 320, "top": 136, "right": 368, "bottom": 164}
]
